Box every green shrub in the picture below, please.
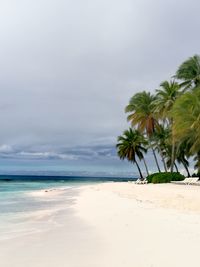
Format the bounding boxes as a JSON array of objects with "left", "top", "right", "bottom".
[
  {"left": 147, "top": 172, "right": 185, "bottom": 184},
  {"left": 146, "top": 173, "right": 156, "bottom": 183}
]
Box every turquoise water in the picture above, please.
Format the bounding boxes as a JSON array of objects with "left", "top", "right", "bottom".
[
  {"left": 0, "top": 178, "right": 126, "bottom": 240},
  {"left": 0, "top": 181, "right": 73, "bottom": 214},
  {"left": 0, "top": 180, "right": 84, "bottom": 240},
  {"left": 0, "top": 176, "right": 134, "bottom": 240}
]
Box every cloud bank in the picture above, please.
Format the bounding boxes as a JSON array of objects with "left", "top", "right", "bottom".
[{"left": 0, "top": 0, "right": 199, "bottom": 173}]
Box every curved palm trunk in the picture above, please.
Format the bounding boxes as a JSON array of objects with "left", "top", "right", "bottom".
[
  {"left": 170, "top": 122, "right": 176, "bottom": 173},
  {"left": 147, "top": 133, "right": 161, "bottom": 172},
  {"left": 197, "top": 152, "right": 200, "bottom": 174},
  {"left": 182, "top": 163, "right": 190, "bottom": 177},
  {"left": 174, "top": 162, "right": 179, "bottom": 172},
  {"left": 158, "top": 146, "right": 167, "bottom": 172},
  {"left": 142, "top": 158, "right": 149, "bottom": 176},
  {"left": 152, "top": 148, "right": 161, "bottom": 173},
  {"left": 135, "top": 160, "right": 143, "bottom": 179}
]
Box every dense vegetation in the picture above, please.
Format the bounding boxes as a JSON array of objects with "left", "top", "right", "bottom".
[
  {"left": 116, "top": 55, "right": 200, "bottom": 179},
  {"left": 147, "top": 172, "right": 185, "bottom": 184}
]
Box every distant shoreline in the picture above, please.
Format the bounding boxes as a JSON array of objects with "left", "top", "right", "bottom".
[{"left": 0, "top": 174, "right": 137, "bottom": 182}]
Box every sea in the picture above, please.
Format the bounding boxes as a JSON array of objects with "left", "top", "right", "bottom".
[{"left": 0, "top": 175, "right": 135, "bottom": 240}]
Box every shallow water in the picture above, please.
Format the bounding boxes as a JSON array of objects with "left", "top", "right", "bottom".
[
  {"left": 0, "top": 181, "right": 83, "bottom": 240},
  {"left": 0, "top": 176, "right": 135, "bottom": 240}
]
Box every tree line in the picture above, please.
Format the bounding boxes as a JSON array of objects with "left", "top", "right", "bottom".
[{"left": 116, "top": 55, "right": 200, "bottom": 179}]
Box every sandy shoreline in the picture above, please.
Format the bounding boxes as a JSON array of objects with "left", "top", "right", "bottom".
[{"left": 1, "top": 182, "right": 200, "bottom": 266}]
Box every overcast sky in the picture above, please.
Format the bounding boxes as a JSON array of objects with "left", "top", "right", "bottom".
[{"left": 0, "top": 0, "right": 199, "bottom": 175}]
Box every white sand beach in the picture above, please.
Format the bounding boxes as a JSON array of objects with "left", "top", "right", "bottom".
[{"left": 1, "top": 182, "right": 200, "bottom": 267}]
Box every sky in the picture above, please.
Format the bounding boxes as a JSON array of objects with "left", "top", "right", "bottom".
[{"left": 0, "top": 0, "right": 199, "bottom": 176}]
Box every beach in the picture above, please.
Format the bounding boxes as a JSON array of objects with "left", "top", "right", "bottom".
[{"left": 1, "top": 182, "right": 200, "bottom": 267}]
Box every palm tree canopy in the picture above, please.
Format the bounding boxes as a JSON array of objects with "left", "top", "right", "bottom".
[
  {"left": 152, "top": 124, "right": 170, "bottom": 150},
  {"left": 175, "top": 54, "right": 200, "bottom": 88},
  {"left": 154, "top": 80, "right": 181, "bottom": 119},
  {"left": 116, "top": 128, "right": 147, "bottom": 163},
  {"left": 125, "top": 91, "right": 157, "bottom": 136},
  {"left": 172, "top": 87, "right": 200, "bottom": 155}
]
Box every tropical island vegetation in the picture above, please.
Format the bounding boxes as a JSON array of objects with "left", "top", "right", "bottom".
[{"left": 116, "top": 55, "right": 200, "bottom": 182}]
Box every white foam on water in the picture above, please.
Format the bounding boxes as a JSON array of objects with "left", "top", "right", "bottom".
[{"left": 0, "top": 182, "right": 78, "bottom": 241}]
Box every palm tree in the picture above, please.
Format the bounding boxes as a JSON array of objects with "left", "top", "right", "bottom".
[
  {"left": 125, "top": 91, "right": 161, "bottom": 172},
  {"left": 152, "top": 125, "right": 169, "bottom": 172},
  {"left": 154, "top": 80, "right": 181, "bottom": 120},
  {"left": 176, "top": 141, "right": 190, "bottom": 177},
  {"left": 154, "top": 80, "right": 181, "bottom": 172},
  {"left": 172, "top": 87, "right": 200, "bottom": 173},
  {"left": 116, "top": 128, "right": 148, "bottom": 179},
  {"left": 194, "top": 152, "right": 200, "bottom": 175},
  {"left": 164, "top": 144, "right": 179, "bottom": 172},
  {"left": 175, "top": 54, "right": 200, "bottom": 89}
]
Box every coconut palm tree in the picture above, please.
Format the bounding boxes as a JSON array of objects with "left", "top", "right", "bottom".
[
  {"left": 175, "top": 54, "right": 200, "bottom": 89},
  {"left": 125, "top": 91, "right": 161, "bottom": 172},
  {"left": 163, "top": 143, "right": 180, "bottom": 172},
  {"left": 154, "top": 80, "right": 181, "bottom": 120},
  {"left": 152, "top": 125, "right": 169, "bottom": 172},
  {"left": 154, "top": 80, "right": 181, "bottom": 172},
  {"left": 172, "top": 87, "right": 200, "bottom": 173},
  {"left": 194, "top": 152, "right": 200, "bottom": 175},
  {"left": 116, "top": 128, "right": 148, "bottom": 179},
  {"left": 176, "top": 141, "right": 190, "bottom": 177}
]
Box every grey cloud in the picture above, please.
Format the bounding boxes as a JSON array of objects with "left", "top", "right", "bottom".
[
  {"left": 0, "top": 143, "right": 117, "bottom": 161},
  {"left": 0, "top": 144, "right": 13, "bottom": 153},
  {"left": 18, "top": 151, "right": 78, "bottom": 160},
  {"left": 0, "top": 0, "right": 199, "bottom": 172}
]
